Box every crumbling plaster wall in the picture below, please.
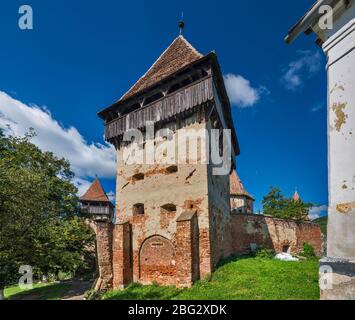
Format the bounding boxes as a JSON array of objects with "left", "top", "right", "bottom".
[
  {"left": 206, "top": 144, "right": 233, "bottom": 267},
  {"left": 114, "top": 116, "right": 213, "bottom": 285},
  {"left": 324, "top": 14, "right": 355, "bottom": 261}
]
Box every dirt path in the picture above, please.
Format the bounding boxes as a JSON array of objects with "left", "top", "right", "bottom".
[{"left": 61, "top": 280, "right": 93, "bottom": 300}]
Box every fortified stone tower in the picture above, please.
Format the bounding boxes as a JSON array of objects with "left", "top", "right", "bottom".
[
  {"left": 80, "top": 178, "right": 114, "bottom": 222},
  {"left": 98, "top": 30, "right": 239, "bottom": 288},
  {"left": 79, "top": 179, "right": 114, "bottom": 290}
]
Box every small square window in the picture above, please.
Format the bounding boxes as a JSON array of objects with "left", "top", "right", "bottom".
[{"left": 133, "top": 203, "right": 145, "bottom": 215}]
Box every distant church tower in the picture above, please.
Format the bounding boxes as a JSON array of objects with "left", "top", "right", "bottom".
[
  {"left": 98, "top": 27, "right": 239, "bottom": 288},
  {"left": 230, "top": 170, "right": 254, "bottom": 214},
  {"left": 293, "top": 190, "right": 300, "bottom": 202}
]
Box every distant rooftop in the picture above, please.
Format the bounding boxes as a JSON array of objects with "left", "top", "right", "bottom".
[
  {"left": 230, "top": 170, "right": 254, "bottom": 200},
  {"left": 285, "top": 0, "right": 344, "bottom": 44},
  {"left": 80, "top": 178, "right": 111, "bottom": 203}
]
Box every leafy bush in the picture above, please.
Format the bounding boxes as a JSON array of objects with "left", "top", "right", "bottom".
[
  {"left": 255, "top": 247, "right": 275, "bottom": 259},
  {"left": 86, "top": 289, "right": 100, "bottom": 300},
  {"left": 300, "top": 243, "right": 316, "bottom": 258}
]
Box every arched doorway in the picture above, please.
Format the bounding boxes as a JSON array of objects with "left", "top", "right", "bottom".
[{"left": 139, "top": 235, "right": 176, "bottom": 285}]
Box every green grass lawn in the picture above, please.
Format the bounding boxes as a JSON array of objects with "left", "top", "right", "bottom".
[
  {"left": 5, "top": 282, "right": 71, "bottom": 300},
  {"left": 101, "top": 256, "right": 320, "bottom": 300}
]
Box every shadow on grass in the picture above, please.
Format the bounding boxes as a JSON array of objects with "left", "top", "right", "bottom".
[
  {"left": 8, "top": 282, "right": 71, "bottom": 300},
  {"left": 102, "top": 256, "right": 254, "bottom": 301},
  {"left": 216, "top": 254, "right": 254, "bottom": 268},
  {"left": 102, "top": 283, "right": 182, "bottom": 300}
]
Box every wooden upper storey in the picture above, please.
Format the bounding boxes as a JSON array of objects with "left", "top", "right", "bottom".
[{"left": 98, "top": 36, "right": 239, "bottom": 155}]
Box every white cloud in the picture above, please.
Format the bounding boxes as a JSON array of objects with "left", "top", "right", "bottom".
[
  {"left": 224, "top": 74, "right": 263, "bottom": 108},
  {"left": 282, "top": 50, "right": 322, "bottom": 90},
  {"left": 311, "top": 102, "right": 324, "bottom": 112},
  {"left": 107, "top": 191, "right": 116, "bottom": 202},
  {"left": 0, "top": 91, "right": 116, "bottom": 179},
  {"left": 309, "top": 205, "right": 328, "bottom": 220}
]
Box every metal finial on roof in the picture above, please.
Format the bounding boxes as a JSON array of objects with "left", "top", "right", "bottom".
[{"left": 178, "top": 12, "right": 185, "bottom": 35}]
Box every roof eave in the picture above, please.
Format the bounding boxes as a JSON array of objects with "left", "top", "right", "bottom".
[
  {"left": 285, "top": 0, "right": 339, "bottom": 44},
  {"left": 97, "top": 54, "right": 213, "bottom": 120},
  {"left": 208, "top": 53, "right": 241, "bottom": 156},
  {"left": 231, "top": 193, "right": 255, "bottom": 200}
]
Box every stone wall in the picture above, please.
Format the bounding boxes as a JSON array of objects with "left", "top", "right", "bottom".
[{"left": 231, "top": 214, "right": 322, "bottom": 256}]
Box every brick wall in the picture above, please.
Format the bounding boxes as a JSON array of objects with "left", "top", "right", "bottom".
[
  {"left": 176, "top": 212, "right": 199, "bottom": 288},
  {"left": 112, "top": 222, "right": 132, "bottom": 289},
  {"left": 95, "top": 222, "right": 113, "bottom": 290},
  {"left": 231, "top": 214, "right": 322, "bottom": 256},
  {"left": 139, "top": 235, "right": 176, "bottom": 285}
]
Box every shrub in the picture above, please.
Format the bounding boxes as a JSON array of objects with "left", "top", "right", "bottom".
[
  {"left": 300, "top": 243, "right": 316, "bottom": 258},
  {"left": 255, "top": 247, "right": 275, "bottom": 259}
]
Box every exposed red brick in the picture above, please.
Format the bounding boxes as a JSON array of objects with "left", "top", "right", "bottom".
[
  {"left": 231, "top": 214, "right": 322, "bottom": 255},
  {"left": 112, "top": 222, "right": 132, "bottom": 288},
  {"left": 139, "top": 236, "right": 176, "bottom": 285},
  {"left": 95, "top": 222, "right": 113, "bottom": 290},
  {"left": 176, "top": 212, "right": 199, "bottom": 288}
]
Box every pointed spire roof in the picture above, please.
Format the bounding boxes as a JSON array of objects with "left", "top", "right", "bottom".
[
  {"left": 230, "top": 170, "right": 254, "bottom": 200},
  {"left": 293, "top": 190, "right": 300, "bottom": 202},
  {"left": 119, "top": 35, "right": 204, "bottom": 101},
  {"left": 80, "top": 178, "right": 111, "bottom": 203}
]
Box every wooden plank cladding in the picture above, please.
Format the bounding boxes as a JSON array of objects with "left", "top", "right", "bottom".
[{"left": 105, "top": 76, "right": 213, "bottom": 141}]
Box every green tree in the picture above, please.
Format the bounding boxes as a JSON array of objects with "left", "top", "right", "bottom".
[
  {"left": 262, "top": 187, "right": 313, "bottom": 221},
  {"left": 0, "top": 130, "right": 94, "bottom": 299}
]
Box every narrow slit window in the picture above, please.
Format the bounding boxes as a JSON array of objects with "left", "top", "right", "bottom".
[
  {"left": 161, "top": 204, "right": 177, "bottom": 213},
  {"left": 166, "top": 165, "right": 178, "bottom": 174},
  {"left": 132, "top": 173, "right": 145, "bottom": 181}
]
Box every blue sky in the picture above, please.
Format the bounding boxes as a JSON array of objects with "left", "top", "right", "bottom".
[{"left": 0, "top": 0, "right": 328, "bottom": 218}]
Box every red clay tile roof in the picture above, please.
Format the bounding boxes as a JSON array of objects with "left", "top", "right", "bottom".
[
  {"left": 80, "top": 178, "right": 111, "bottom": 202},
  {"left": 230, "top": 170, "right": 253, "bottom": 199},
  {"left": 119, "top": 35, "right": 204, "bottom": 101}
]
